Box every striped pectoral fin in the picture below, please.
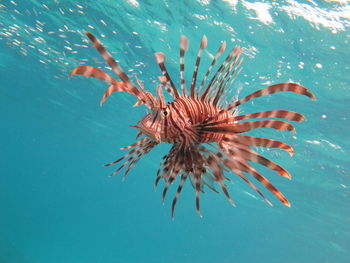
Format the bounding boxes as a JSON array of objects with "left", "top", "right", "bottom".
[
  {"left": 202, "top": 173, "right": 220, "bottom": 194},
  {"left": 122, "top": 140, "right": 158, "bottom": 179},
  {"left": 109, "top": 145, "right": 148, "bottom": 177},
  {"left": 109, "top": 151, "right": 139, "bottom": 177},
  {"left": 229, "top": 83, "right": 316, "bottom": 110},
  {"left": 236, "top": 170, "right": 273, "bottom": 206},
  {"left": 191, "top": 150, "right": 204, "bottom": 217},
  {"left": 105, "top": 148, "right": 138, "bottom": 167},
  {"left": 184, "top": 148, "right": 203, "bottom": 217},
  {"left": 171, "top": 173, "right": 188, "bottom": 218},
  {"left": 70, "top": 65, "right": 116, "bottom": 84},
  {"left": 225, "top": 143, "right": 291, "bottom": 179},
  {"left": 234, "top": 120, "right": 295, "bottom": 133},
  {"left": 223, "top": 134, "right": 294, "bottom": 156},
  {"left": 124, "top": 140, "right": 157, "bottom": 178},
  {"left": 235, "top": 110, "right": 306, "bottom": 122},
  {"left": 162, "top": 151, "right": 184, "bottom": 203},
  {"left": 122, "top": 139, "right": 157, "bottom": 179},
  {"left": 200, "top": 120, "right": 295, "bottom": 134},
  {"left": 231, "top": 159, "right": 291, "bottom": 207},
  {"left": 162, "top": 174, "right": 174, "bottom": 203},
  {"left": 217, "top": 179, "right": 235, "bottom": 207},
  {"left": 154, "top": 156, "right": 167, "bottom": 189},
  {"left": 123, "top": 153, "right": 143, "bottom": 179},
  {"left": 200, "top": 146, "right": 235, "bottom": 206},
  {"left": 106, "top": 138, "right": 157, "bottom": 177},
  {"left": 156, "top": 146, "right": 179, "bottom": 190},
  {"left": 223, "top": 158, "right": 272, "bottom": 206},
  {"left": 164, "top": 149, "right": 187, "bottom": 214},
  {"left": 120, "top": 138, "right": 147, "bottom": 150},
  {"left": 154, "top": 174, "right": 162, "bottom": 189},
  {"left": 195, "top": 174, "right": 202, "bottom": 217}
]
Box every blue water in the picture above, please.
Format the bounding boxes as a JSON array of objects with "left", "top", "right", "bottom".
[{"left": 1, "top": 0, "right": 349, "bottom": 262}]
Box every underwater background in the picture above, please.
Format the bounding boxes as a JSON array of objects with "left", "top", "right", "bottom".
[{"left": 1, "top": 0, "right": 349, "bottom": 262}]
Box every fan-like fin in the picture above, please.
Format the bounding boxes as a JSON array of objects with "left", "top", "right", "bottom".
[
  {"left": 228, "top": 158, "right": 291, "bottom": 207},
  {"left": 221, "top": 156, "right": 273, "bottom": 206},
  {"left": 199, "top": 146, "right": 235, "bottom": 206},
  {"left": 226, "top": 83, "right": 316, "bottom": 112},
  {"left": 223, "top": 134, "right": 294, "bottom": 156},
  {"left": 200, "top": 110, "right": 304, "bottom": 129},
  {"left": 208, "top": 142, "right": 290, "bottom": 206},
  {"left": 204, "top": 83, "right": 315, "bottom": 124},
  {"left": 106, "top": 138, "right": 157, "bottom": 178},
  {"left": 223, "top": 142, "right": 291, "bottom": 179},
  {"left": 162, "top": 148, "right": 184, "bottom": 202},
  {"left": 235, "top": 110, "right": 305, "bottom": 122},
  {"left": 120, "top": 138, "right": 147, "bottom": 150},
  {"left": 235, "top": 170, "right": 273, "bottom": 206},
  {"left": 171, "top": 173, "right": 188, "bottom": 218},
  {"left": 200, "top": 120, "right": 295, "bottom": 133},
  {"left": 104, "top": 148, "right": 138, "bottom": 167}
]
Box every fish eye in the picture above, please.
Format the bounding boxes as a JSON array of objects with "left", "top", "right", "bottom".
[{"left": 162, "top": 108, "right": 169, "bottom": 117}]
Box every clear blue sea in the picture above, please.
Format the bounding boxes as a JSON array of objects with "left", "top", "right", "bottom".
[{"left": 1, "top": 0, "right": 349, "bottom": 262}]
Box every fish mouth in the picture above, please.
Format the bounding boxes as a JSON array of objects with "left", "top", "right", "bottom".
[{"left": 131, "top": 124, "right": 160, "bottom": 143}]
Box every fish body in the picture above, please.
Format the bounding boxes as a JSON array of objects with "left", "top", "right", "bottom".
[
  {"left": 70, "top": 32, "right": 315, "bottom": 217},
  {"left": 138, "top": 96, "right": 233, "bottom": 144}
]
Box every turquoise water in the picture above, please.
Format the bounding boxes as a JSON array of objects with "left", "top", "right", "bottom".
[{"left": 1, "top": 0, "right": 349, "bottom": 262}]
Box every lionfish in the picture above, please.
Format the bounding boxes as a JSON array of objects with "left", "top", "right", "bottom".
[{"left": 70, "top": 32, "right": 315, "bottom": 217}]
